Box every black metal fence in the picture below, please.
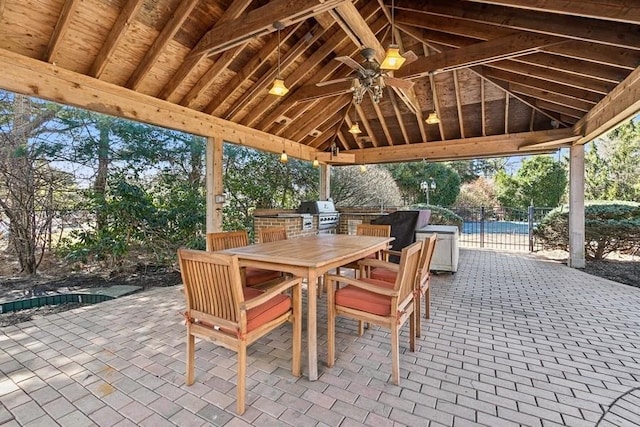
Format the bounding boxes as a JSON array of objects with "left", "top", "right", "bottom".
[{"left": 450, "top": 206, "right": 554, "bottom": 252}]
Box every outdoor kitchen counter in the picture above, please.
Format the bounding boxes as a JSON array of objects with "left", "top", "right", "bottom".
[{"left": 253, "top": 209, "right": 318, "bottom": 241}]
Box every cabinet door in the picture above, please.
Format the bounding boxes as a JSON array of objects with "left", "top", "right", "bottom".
[{"left": 431, "top": 235, "right": 453, "bottom": 270}]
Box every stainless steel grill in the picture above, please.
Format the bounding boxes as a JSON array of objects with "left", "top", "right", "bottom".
[{"left": 299, "top": 201, "right": 339, "bottom": 233}]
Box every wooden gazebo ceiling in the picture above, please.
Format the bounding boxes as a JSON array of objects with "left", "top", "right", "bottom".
[{"left": 1, "top": 0, "right": 640, "bottom": 164}]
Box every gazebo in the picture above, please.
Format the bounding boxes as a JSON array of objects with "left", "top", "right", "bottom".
[{"left": 2, "top": 0, "right": 640, "bottom": 268}]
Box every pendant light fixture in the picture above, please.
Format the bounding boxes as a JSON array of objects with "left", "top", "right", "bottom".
[
  {"left": 348, "top": 103, "right": 362, "bottom": 134},
  {"left": 426, "top": 111, "right": 440, "bottom": 124},
  {"left": 269, "top": 22, "right": 289, "bottom": 97},
  {"left": 312, "top": 157, "right": 319, "bottom": 168},
  {"left": 280, "top": 138, "right": 288, "bottom": 163},
  {"left": 380, "top": 0, "right": 406, "bottom": 71}
]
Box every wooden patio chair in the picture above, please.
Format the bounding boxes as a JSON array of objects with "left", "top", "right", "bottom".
[
  {"left": 178, "top": 248, "right": 302, "bottom": 415},
  {"left": 367, "top": 234, "right": 438, "bottom": 337},
  {"left": 326, "top": 241, "right": 422, "bottom": 385},
  {"left": 336, "top": 223, "right": 391, "bottom": 277},
  {"left": 258, "top": 226, "right": 287, "bottom": 243},
  {"left": 206, "top": 230, "right": 282, "bottom": 287}
]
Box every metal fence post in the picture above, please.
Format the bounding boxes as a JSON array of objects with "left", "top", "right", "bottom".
[
  {"left": 480, "top": 206, "right": 485, "bottom": 248},
  {"left": 528, "top": 205, "right": 534, "bottom": 252}
]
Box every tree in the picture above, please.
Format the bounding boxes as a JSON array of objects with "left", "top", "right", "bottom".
[
  {"left": 453, "top": 177, "right": 498, "bottom": 208},
  {"left": 385, "top": 162, "right": 461, "bottom": 207},
  {"left": 495, "top": 155, "right": 567, "bottom": 209},
  {"left": 330, "top": 165, "right": 402, "bottom": 208},
  {"left": 585, "top": 120, "right": 640, "bottom": 201},
  {"left": 0, "top": 93, "right": 67, "bottom": 274}
]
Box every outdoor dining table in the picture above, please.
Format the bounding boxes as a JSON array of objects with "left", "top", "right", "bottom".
[{"left": 221, "top": 233, "right": 394, "bottom": 381}]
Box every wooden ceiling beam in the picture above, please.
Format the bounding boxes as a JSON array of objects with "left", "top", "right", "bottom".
[
  {"left": 126, "top": 0, "right": 200, "bottom": 90},
  {"left": 344, "top": 115, "right": 365, "bottom": 149},
  {"left": 371, "top": 101, "right": 392, "bottom": 146},
  {"left": 45, "top": 0, "right": 81, "bottom": 64},
  {"left": 306, "top": 116, "right": 344, "bottom": 149},
  {"left": 224, "top": 24, "right": 325, "bottom": 121},
  {"left": 353, "top": 128, "right": 576, "bottom": 163},
  {"left": 453, "top": 70, "right": 465, "bottom": 138},
  {"left": 336, "top": 131, "right": 351, "bottom": 151},
  {"left": 462, "top": 0, "right": 640, "bottom": 25},
  {"left": 157, "top": 0, "right": 254, "bottom": 101},
  {"left": 542, "top": 41, "right": 640, "bottom": 71},
  {"left": 429, "top": 72, "right": 445, "bottom": 140},
  {"left": 574, "top": 64, "right": 640, "bottom": 144},
  {"left": 395, "top": 9, "right": 510, "bottom": 41},
  {"left": 509, "top": 83, "right": 595, "bottom": 112},
  {"left": 534, "top": 100, "right": 584, "bottom": 120},
  {"left": 396, "top": 32, "right": 565, "bottom": 79},
  {"left": 487, "top": 60, "right": 615, "bottom": 96},
  {"left": 355, "top": 103, "right": 380, "bottom": 147},
  {"left": 190, "top": 0, "right": 345, "bottom": 57},
  {"left": 513, "top": 53, "right": 629, "bottom": 84},
  {"left": 333, "top": 2, "right": 420, "bottom": 114},
  {"left": 387, "top": 88, "right": 410, "bottom": 144},
  {"left": 291, "top": 80, "right": 353, "bottom": 103},
  {"left": 0, "top": 48, "right": 316, "bottom": 162},
  {"left": 398, "top": 0, "right": 640, "bottom": 50},
  {"left": 90, "top": 0, "right": 145, "bottom": 78},
  {"left": 287, "top": 96, "right": 351, "bottom": 142},
  {"left": 483, "top": 66, "right": 605, "bottom": 103}
]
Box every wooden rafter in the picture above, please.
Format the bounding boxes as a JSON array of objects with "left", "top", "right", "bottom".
[
  {"left": 574, "top": 64, "right": 640, "bottom": 144},
  {"left": 158, "top": 0, "right": 253, "bottom": 101},
  {"left": 429, "top": 72, "right": 444, "bottom": 140},
  {"left": 224, "top": 24, "right": 326, "bottom": 121},
  {"left": 0, "top": 48, "right": 316, "bottom": 161},
  {"left": 463, "top": 0, "right": 640, "bottom": 25},
  {"left": 343, "top": 115, "right": 365, "bottom": 149},
  {"left": 288, "top": 96, "right": 351, "bottom": 142},
  {"left": 505, "top": 94, "right": 510, "bottom": 133},
  {"left": 453, "top": 70, "right": 465, "bottom": 138},
  {"left": 509, "top": 84, "right": 595, "bottom": 112},
  {"left": 400, "top": 0, "right": 640, "bottom": 50},
  {"left": 513, "top": 53, "right": 628, "bottom": 84},
  {"left": 190, "top": 0, "right": 345, "bottom": 57},
  {"left": 535, "top": 100, "right": 583, "bottom": 120},
  {"left": 89, "top": 0, "right": 145, "bottom": 78},
  {"left": 126, "top": 0, "right": 201, "bottom": 90},
  {"left": 371, "top": 101, "right": 392, "bottom": 145},
  {"left": 355, "top": 103, "right": 380, "bottom": 147},
  {"left": 387, "top": 88, "right": 410, "bottom": 144},
  {"left": 353, "top": 128, "right": 577, "bottom": 163},
  {"left": 481, "top": 78, "right": 486, "bottom": 136},
  {"left": 45, "top": 0, "right": 81, "bottom": 64},
  {"left": 542, "top": 41, "right": 640, "bottom": 71},
  {"left": 397, "top": 32, "right": 565, "bottom": 79}
]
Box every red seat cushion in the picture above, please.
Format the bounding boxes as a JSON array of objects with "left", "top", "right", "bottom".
[
  {"left": 335, "top": 278, "right": 395, "bottom": 316},
  {"left": 243, "top": 287, "right": 291, "bottom": 332},
  {"left": 245, "top": 267, "right": 281, "bottom": 287},
  {"left": 370, "top": 267, "right": 397, "bottom": 283}
]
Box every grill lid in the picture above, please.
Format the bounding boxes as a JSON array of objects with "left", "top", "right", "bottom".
[{"left": 298, "top": 200, "right": 337, "bottom": 214}]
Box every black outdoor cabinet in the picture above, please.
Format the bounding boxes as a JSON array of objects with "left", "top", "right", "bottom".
[{"left": 371, "top": 210, "right": 431, "bottom": 259}]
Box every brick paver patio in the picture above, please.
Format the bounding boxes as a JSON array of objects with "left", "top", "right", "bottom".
[{"left": 1, "top": 249, "right": 639, "bottom": 426}]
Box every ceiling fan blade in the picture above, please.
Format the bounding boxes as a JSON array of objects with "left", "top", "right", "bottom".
[
  {"left": 316, "top": 77, "right": 353, "bottom": 87},
  {"left": 402, "top": 50, "right": 419, "bottom": 66},
  {"left": 384, "top": 76, "right": 415, "bottom": 90},
  {"left": 334, "top": 56, "right": 365, "bottom": 72}
]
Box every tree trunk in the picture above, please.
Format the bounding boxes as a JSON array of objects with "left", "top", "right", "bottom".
[{"left": 94, "top": 120, "right": 110, "bottom": 231}]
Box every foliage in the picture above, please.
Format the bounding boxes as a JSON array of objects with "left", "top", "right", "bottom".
[
  {"left": 585, "top": 121, "right": 640, "bottom": 201},
  {"left": 223, "top": 145, "right": 319, "bottom": 235},
  {"left": 411, "top": 204, "right": 464, "bottom": 232},
  {"left": 445, "top": 159, "right": 509, "bottom": 183},
  {"left": 453, "top": 177, "right": 498, "bottom": 208},
  {"left": 330, "top": 165, "right": 402, "bottom": 208},
  {"left": 495, "top": 155, "right": 567, "bottom": 209},
  {"left": 385, "top": 162, "right": 461, "bottom": 207},
  {"left": 534, "top": 201, "right": 640, "bottom": 259}
]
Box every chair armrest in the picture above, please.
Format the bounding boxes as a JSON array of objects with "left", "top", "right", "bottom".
[
  {"left": 382, "top": 249, "right": 402, "bottom": 258},
  {"left": 357, "top": 258, "right": 400, "bottom": 272},
  {"left": 326, "top": 275, "right": 399, "bottom": 297},
  {"left": 243, "top": 277, "right": 302, "bottom": 310}
]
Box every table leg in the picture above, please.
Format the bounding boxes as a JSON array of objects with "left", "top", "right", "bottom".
[{"left": 307, "top": 270, "right": 318, "bottom": 381}]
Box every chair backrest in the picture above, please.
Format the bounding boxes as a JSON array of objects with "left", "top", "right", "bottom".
[
  {"left": 207, "top": 230, "right": 249, "bottom": 251},
  {"left": 258, "top": 227, "right": 287, "bottom": 243},
  {"left": 356, "top": 223, "right": 391, "bottom": 238},
  {"left": 178, "top": 248, "right": 244, "bottom": 328},
  {"left": 393, "top": 241, "right": 423, "bottom": 299},
  {"left": 418, "top": 234, "right": 437, "bottom": 289}
]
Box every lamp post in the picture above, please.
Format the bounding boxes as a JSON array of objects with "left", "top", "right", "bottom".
[{"left": 420, "top": 178, "right": 436, "bottom": 205}]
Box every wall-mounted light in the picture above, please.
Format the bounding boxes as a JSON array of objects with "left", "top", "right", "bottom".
[
  {"left": 312, "top": 157, "right": 319, "bottom": 168},
  {"left": 280, "top": 150, "right": 288, "bottom": 163},
  {"left": 268, "top": 22, "right": 289, "bottom": 97},
  {"left": 359, "top": 165, "right": 367, "bottom": 173}
]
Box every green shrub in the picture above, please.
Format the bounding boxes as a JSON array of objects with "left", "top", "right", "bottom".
[
  {"left": 534, "top": 201, "right": 640, "bottom": 259},
  {"left": 412, "top": 204, "right": 464, "bottom": 232}
]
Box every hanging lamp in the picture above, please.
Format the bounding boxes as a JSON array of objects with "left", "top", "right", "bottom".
[
  {"left": 380, "top": 0, "right": 406, "bottom": 71},
  {"left": 425, "top": 72, "right": 440, "bottom": 124},
  {"left": 312, "top": 157, "right": 319, "bottom": 168},
  {"left": 426, "top": 111, "right": 440, "bottom": 124},
  {"left": 269, "top": 22, "right": 289, "bottom": 96}
]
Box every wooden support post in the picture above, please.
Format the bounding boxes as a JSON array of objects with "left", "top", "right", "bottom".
[
  {"left": 320, "top": 164, "right": 331, "bottom": 200},
  {"left": 206, "top": 137, "right": 224, "bottom": 245},
  {"left": 568, "top": 144, "right": 585, "bottom": 268}
]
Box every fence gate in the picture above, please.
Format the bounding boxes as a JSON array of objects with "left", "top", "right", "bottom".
[{"left": 450, "top": 206, "right": 552, "bottom": 252}]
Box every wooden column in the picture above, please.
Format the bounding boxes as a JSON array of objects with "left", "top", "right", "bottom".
[
  {"left": 568, "top": 144, "right": 585, "bottom": 268},
  {"left": 319, "top": 164, "right": 331, "bottom": 200},
  {"left": 206, "top": 137, "right": 224, "bottom": 246}
]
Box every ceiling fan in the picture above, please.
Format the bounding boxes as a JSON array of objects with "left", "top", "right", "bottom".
[{"left": 317, "top": 47, "right": 417, "bottom": 104}]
